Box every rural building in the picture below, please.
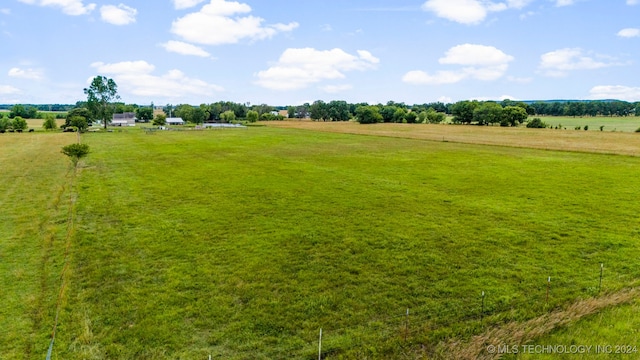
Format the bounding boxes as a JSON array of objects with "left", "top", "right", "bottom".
[
  {"left": 112, "top": 112, "right": 136, "bottom": 127},
  {"left": 166, "top": 117, "right": 185, "bottom": 125}
]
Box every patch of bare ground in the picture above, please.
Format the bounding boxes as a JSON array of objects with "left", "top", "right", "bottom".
[
  {"left": 265, "top": 122, "right": 640, "bottom": 156},
  {"left": 423, "top": 287, "right": 640, "bottom": 360}
]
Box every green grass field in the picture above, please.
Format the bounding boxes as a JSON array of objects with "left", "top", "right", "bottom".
[{"left": 3, "top": 128, "right": 640, "bottom": 359}]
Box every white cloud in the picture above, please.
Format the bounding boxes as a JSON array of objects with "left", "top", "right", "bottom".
[
  {"left": 8, "top": 67, "right": 44, "bottom": 80},
  {"left": 100, "top": 4, "right": 137, "bottom": 25},
  {"left": 90, "top": 60, "right": 223, "bottom": 99},
  {"left": 171, "top": 0, "right": 298, "bottom": 45},
  {"left": 0, "top": 8, "right": 10, "bottom": 15},
  {"left": 617, "top": 28, "right": 640, "bottom": 38},
  {"left": 539, "top": 48, "right": 622, "bottom": 77},
  {"left": 255, "top": 48, "right": 379, "bottom": 91},
  {"left": 173, "top": 0, "right": 207, "bottom": 9},
  {"left": 403, "top": 44, "right": 513, "bottom": 85},
  {"left": 161, "top": 41, "right": 212, "bottom": 58},
  {"left": 589, "top": 85, "right": 640, "bottom": 101},
  {"left": 17, "top": 0, "right": 96, "bottom": 16},
  {"left": 320, "top": 84, "right": 353, "bottom": 93},
  {"left": 555, "top": 0, "right": 575, "bottom": 6},
  {"left": 421, "top": 0, "right": 534, "bottom": 25},
  {"left": 0, "top": 84, "right": 20, "bottom": 95},
  {"left": 628, "top": 0, "right": 639, "bottom": 5},
  {"left": 402, "top": 70, "right": 469, "bottom": 85}
]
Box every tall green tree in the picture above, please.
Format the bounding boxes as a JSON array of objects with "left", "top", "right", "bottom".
[
  {"left": 12, "top": 116, "right": 28, "bottom": 131},
  {"left": 84, "top": 76, "right": 120, "bottom": 130},
  {"left": 135, "top": 107, "right": 154, "bottom": 122},
  {"left": 355, "top": 105, "right": 382, "bottom": 124}
]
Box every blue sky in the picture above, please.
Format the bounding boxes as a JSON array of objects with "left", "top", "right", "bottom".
[{"left": 1, "top": 0, "right": 639, "bottom": 106}]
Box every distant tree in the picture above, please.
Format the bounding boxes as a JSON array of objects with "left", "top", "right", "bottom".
[
  {"left": 63, "top": 108, "right": 91, "bottom": 132},
  {"left": 355, "top": 105, "right": 382, "bottom": 124},
  {"left": 0, "top": 116, "right": 10, "bottom": 132},
  {"left": 153, "top": 114, "right": 166, "bottom": 126},
  {"left": 220, "top": 110, "right": 236, "bottom": 122},
  {"left": 135, "top": 107, "right": 154, "bottom": 122},
  {"left": 426, "top": 108, "right": 446, "bottom": 124},
  {"left": 392, "top": 108, "right": 407, "bottom": 123},
  {"left": 451, "top": 100, "right": 479, "bottom": 124},
  {"left": 526, "top": 118, "right": 548, "bottom": 128},
  {"left": 84, "top": 76, "right": 120, "bottom": 130},
  {"left": 327, "top": 100, "right": 351, "bottom": 121},
  {"left": 246, "top": 110, "right": 259, "bottom": 123},
  {"left": 61, "top": 143, "right": 90, "bottom": 167},
  {"left": 175, "top": 104, "right": 194, "bottom": 123},
  {"left": 192, "top": 106, "right": 209, "bottom": 124},
  {"left": 287, "top": 106, "right": 296, "bottom": 119},
  {"left": 12, "top": 116, "right": 28, "bottom": 131},
  {"left": 310, "top": 100, "right": 328, "bottom": 121},
  {"left": 501, "top": 106, "right": 528, "bottom": 127},
  {"left": 10, "top": 104, "right": 38, "bottom": 119},
  {"left": 405, "top": 111, "right": 418, "bottom": 124},
  {"left": 380, "top": 105, "right": 398, "bottom": 123},
  {"left": 473, "top": 102, "right": 503, "bottom": 126},
  {"left": 418, "top": 111, "right": 428, "bottom": 124},
  {"left": 43, "top": 114, "right": 58, "bottom": 130}
]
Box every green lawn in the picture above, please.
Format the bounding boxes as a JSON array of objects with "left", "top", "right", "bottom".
[{"left": 4, "top": 128, "right": 640, "bottom": 359}]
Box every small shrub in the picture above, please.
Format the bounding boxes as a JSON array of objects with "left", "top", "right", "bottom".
[
  {"left": 599, "top": 125, "right": 604, "bottom": 131},
  {"left": 526, "top": 118, "right": 547, "bottom": 128},
  {"left": 635, "top": 127, "right": 640, "bottom": 133},
  {"left": 575, "top": 126, "right": 581, "bottom": 130},
  {"left": 61, "top": 143, "right": 90, "bottom": 167},
  {"left": 584, "top": 125, "right": 589, "bottom": 131}
]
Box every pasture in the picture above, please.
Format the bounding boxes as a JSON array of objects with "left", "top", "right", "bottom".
[{"left": 2, "top": 127, "right": 640, "bottom": 359}]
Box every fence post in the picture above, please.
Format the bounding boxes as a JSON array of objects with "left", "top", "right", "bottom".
[
  {"left": 481, "top": 291, "right": 485, "bottom": 322},
  {"left": 546, "top": 277, "right": 551, "bottom": 304},
  {"left": 404, "top": 308, "right": 410, "bottom": 342},
  {"left": 318, "top": 328, "right": 323, "bottom": 360},
  {"left": 599, "top": 264, "right": 604, "bottom": 293}
]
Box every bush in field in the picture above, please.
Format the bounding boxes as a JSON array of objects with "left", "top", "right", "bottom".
[
  {"left": 355, "top": 105, "right": 383, "bottom": 124},
  {"left": 635, "top": 127, "right": 640, "bottom": 133},
  {"left": 246, "top": 110, "right": 259, "bottom": 123},
  {"left": 61, "top": 143, "right": 90, "bottom": 167},
  {"left": 221, "top": 110, "right": 236, "bottom": 122},
  {"left": 12, "top": 116, "right": 28, "bottom": 131},
  {"left": 526, "top": 118, "right": 547, "bottom": 128},
  {"left": 0, "top": 116, "right": 10, "bottom": 132},
  {"left": 43, "top": 114, "right": 58, "bottom": 130},
  {"left": 600, "top": 125, "right": 604, "bottom": 131},
  {"left": 584, "top": 125, "right": 589, "bottom": 131}
]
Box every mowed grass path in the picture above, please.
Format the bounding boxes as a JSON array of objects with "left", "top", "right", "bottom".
[
  {"left": 51, "top": 128, "right": 640, "bottom": 359},
  {"left": 0, "top": 133, "right": 75, "bottom": 357}
]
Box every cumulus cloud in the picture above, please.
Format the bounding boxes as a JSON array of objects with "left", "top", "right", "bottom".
[
  {"left": 173, "top": 0, "right": 207, "bottom": 9},
  {"left": 589, "top": 85, "right": 640, "bottom": 101},
  {"left": 90, "top": 60, "right": 223, "bottom": 99},
  {"left": 539, "top": 48, "right": 623, "bottom": 77},
  {"left": 320, "top": 84, "right": 353, "bottom": 93},
  {"left": 8, "top": 67, "right": 44, "bottom": 80},
  {"left": 171, "top": 0, "right": 298, "bottom": 45},
  {"left": 100, "top": 4, "right": 137, "bottom": 25},
  {"left": 403, "top": 44, "right": 513, "bottom": 85},
  {"left": 617, "top": 28, "right": 640, "bottom": 38},
  {"left": 421, "top": 0, "right": 533, "bottom": 25},
  {"left": 628, "top": 0, "right": 639, "bottom": 5},
  {"left": 255, "top": 48, "right": 379, "bottom": 91},
  {"left": 17, "top": 0, "right": 96, "bottom": 16},
  {"left": 160, "top": 40, "right": 212, "bottom": 58},
  {"left": 0, "top": 8, "right": 10, "bottom": 15},
  {"left": 0, "top": 84, "right": 20, "bottom": 95}
]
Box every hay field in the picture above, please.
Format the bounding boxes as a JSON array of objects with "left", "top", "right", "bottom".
[{"left": 265, "top": 121, "right": 640, "bottom": 157}]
